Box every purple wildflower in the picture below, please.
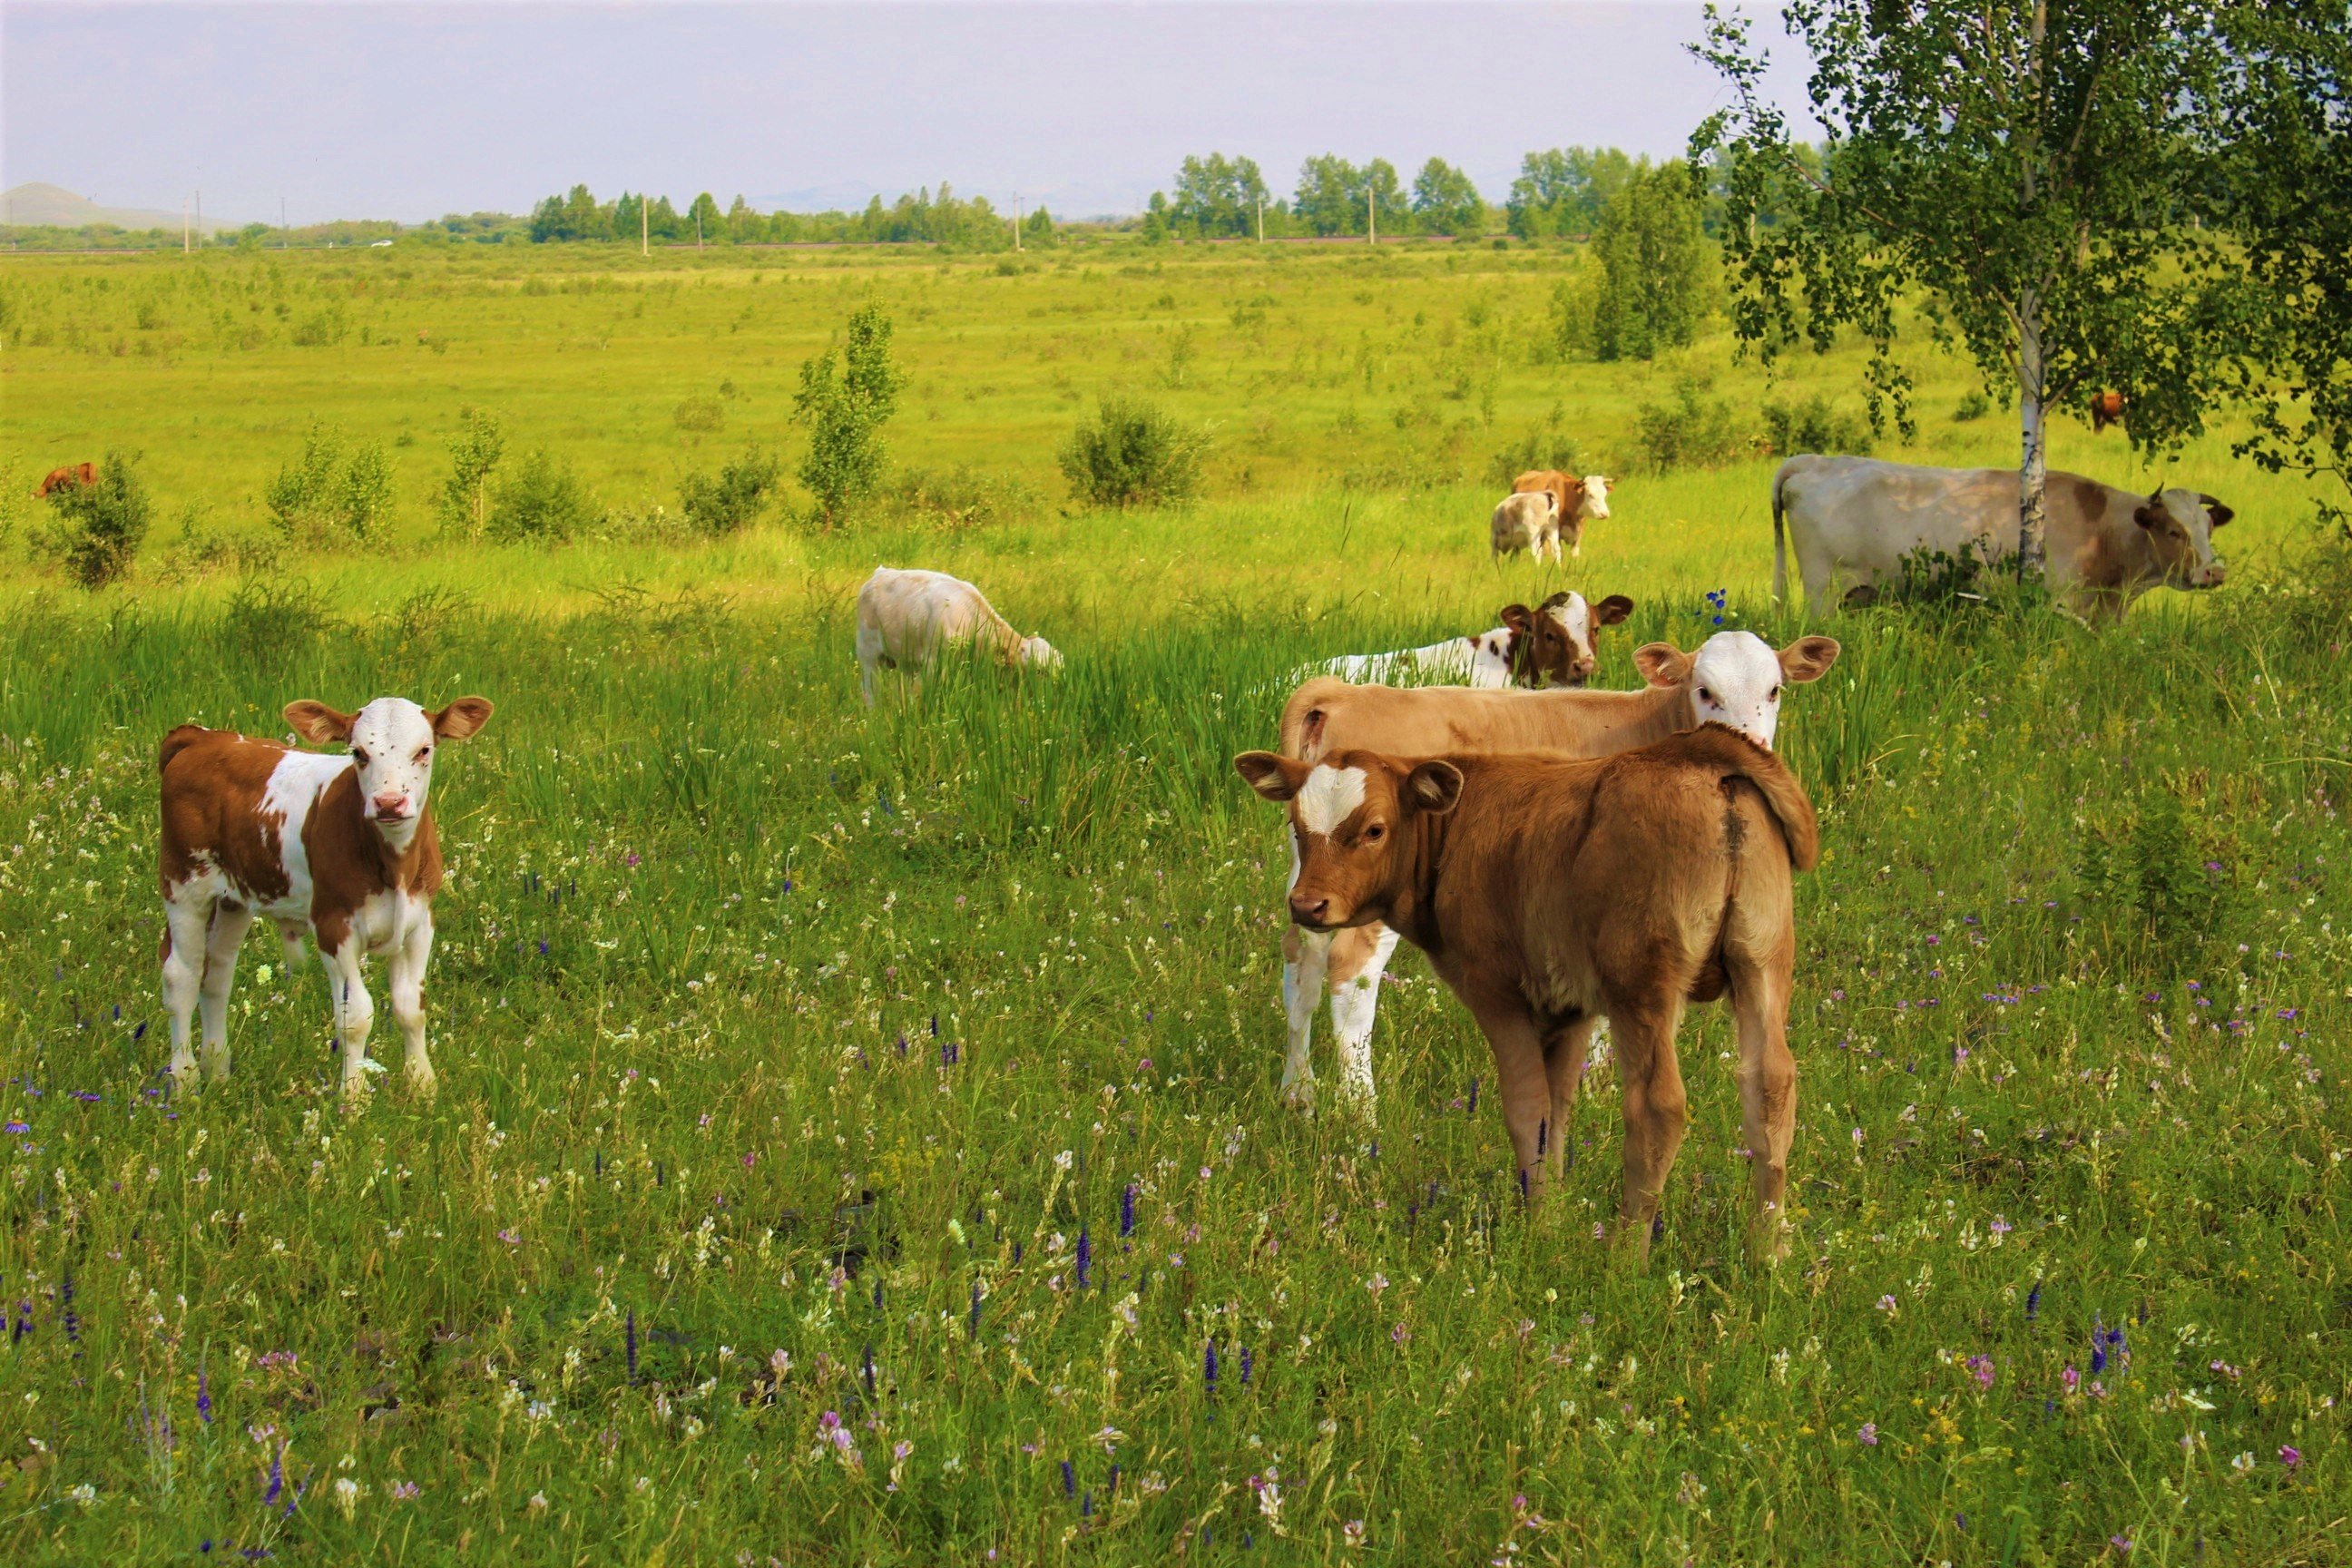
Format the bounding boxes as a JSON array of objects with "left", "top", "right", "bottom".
[
  {"left": 1467, "top": 1078, "right": 1478, "bottom": 1114},
  {"left": 1240, "top": 1346, "right": 1253, "bottom": 1386},
  {"left": 625, "top": 1308, "right": 639, "bottom": 1380},
  {"left": 969, "top": 1280, "right": 983, "bottom": 1337},
  {"left": 1076, "top": 1227, "right": 1092, "bottom": 1289},
  {"left": 198, "top": 1364, "right": 212, "bottom": 1424},
  {"left": 2280, "top": 1446, "right": 2302, "bottom": 1470},
  {"left": 1121, "top": 1185, "right": 1136, "bottom": 1238},
  {"left": 1205, "top": 1339, "right": 1219, "bottom": 1394},
  {"left": 263, "top": 1446, "right": 284, "bottom": 1505},
  {"left": 2025, "top": 1283, "right": 2040, "bottom": 1321},
  {"left": 1857, "top": 1422, "right": 1878, "bottom": 1446},
  {"left": 1062, "top": 1459, "right": 1076, "bottom": 1499}
]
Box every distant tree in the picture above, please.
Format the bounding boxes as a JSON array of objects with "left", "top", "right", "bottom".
[
  {"left": 1590, "top": 161, "right": 1715, "bottom": 361},
  {"left": 793, "top": 304, "right": 906, "bottom": 524},
  {"left": 1022, "top": 206, "right": 1057, "bottom": 248},
  {"left": 688, "top": 192, "right": 723, "bottom": 244},
  {"left": 1142, "top": 192, "right": 1171, "bottom": 245},
  {"left": 1171, "top": 153, "right": 1271, "bottom": 238},
  {"left": 726, "top": 194, "right": 760, "bottom": 242},
  {"left": 1506, "top": 147, "right": 1639, "bottom": 239},
  {"left": 612, "top": 191, "right": 645, "bottom": 244},
  {"left": 647, "top": 196, "right": 684, "bottom": 243},
  {"left": 1693, "top": 1, "right": 2250, "bottom": 579},
  {"left": 1294, "top": 156, "right": 1401, "bottom": 237},
  {"left": 1409, "top": 158, "right": 1485, "bottom": 236},
  {"left": 437, "top": 407, "right": 506, "bottom": 537}
]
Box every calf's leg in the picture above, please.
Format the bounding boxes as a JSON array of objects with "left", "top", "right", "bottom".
[
  {"left": 388, "top": 913, "right": 438, "bottom": 1097},
  {"left": 197, "top": 902, "right": 257, "bottom": 1082},
  {"left": 1609, "top": 998, "right": 1690, "bottom": 1262},
  {"left": 1539, "top": 1014, "right": 1597, "bottom": 1191},
  {"left": 1325, "top": 923, "right": 1399, "bottom": 1120},
  {"left": 1729, "top": 965, "right": 1799, "bottom": 1262},
  {"left": 321, "top": 942, "right": 377, "bottom": 1096},
  {"left": 1279, "top": 924, "right": 1330, "bottom": 1110},
  {"left": 1467, "top": 996, "right": 1557, "bottom": 1204},
  {"left": 161, "top": 894, "right": 214, "bottom": 1085}
]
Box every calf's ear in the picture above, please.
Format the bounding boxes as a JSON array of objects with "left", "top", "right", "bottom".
[
  {"left": 2200, "top": 495, "right": 2234, "bottom": 528},
  {"left": 1593, "top": 593, "right": 1634, "bottom": 626},
  {"left": 1498, "top": 604, "right": 1533, "bottom": 635},
  {"left": 1234, "top": 751, "right": 1306, "bottom": 803},
  {"left": 283, "top": 701, "right": 356, "bottom": 744},
  {"left": 1537, "top": 590, "right": 1573, "bottom": 612},
  {"left": 1404, "top": 760, "right": 1465, "bottom": 815},
  {"left": 1633, "top": 642, "right": 1691, "bottom": 689},
  {"left": 2132, "top": 501, "right": 2165, "bottom": 531},
  {"left": 433, "top": 697, "right": 496, "bottom": 740},
  {"left": 1778, "top": 635, "right": 1841, "bottom": 682}
]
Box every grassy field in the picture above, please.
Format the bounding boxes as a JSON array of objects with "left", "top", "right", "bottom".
[{"left": 0, "top": 240, "right": 2346, "bottom": 1563}]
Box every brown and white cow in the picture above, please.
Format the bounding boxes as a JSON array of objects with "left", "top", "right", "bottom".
[
  {"left": 1513, "top": 470, "right": 1614, "bottom": 558},
  {"left": 35, "top": 462, "right": 97, "bottom": 497},
  {"left": 855, "top": 566, "right": 1061, "bottom": 706},
  {"left": 1237, "top": 723, "right": 1818, "bottom": 1259},
  {"left": 158, "top": 696, "right": 494, "bottom": 1096},
  {"left": 1771, "top": 456, "right": 2232, "bottom": 622},
  {"left": 1269, "top": 631, "right": 1839, "bottom": 1115},
  {"left": 1319, "top": 592, "right": 1635, "bottom": 690}
]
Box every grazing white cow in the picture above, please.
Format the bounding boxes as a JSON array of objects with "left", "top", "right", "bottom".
[
  {"left": 157, "top": 696, "right": 495, "bottom": 1096},
  {"left": 1269, "top": 631, "right": 1839, "bottom": 1115},
  {"left": 1772, "top": 456, "right": 2232, "bottom": 621},
  {"left": 855, "top": 566, "right": 1061, "bottom": 706},
  {"left": 1490, "top": 491, "right": 1562, "bottom": 563},
  {"left": 1320, "top": 592, "right": 1635, "bottom": 690},
  {"left": 1513, "top": 471, "right": 1614, "bottom": 558}
]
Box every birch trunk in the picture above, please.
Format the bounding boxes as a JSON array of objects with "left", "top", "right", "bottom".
[{"left": 2016, "top": 284, "right": 2049, "bottom": 581}]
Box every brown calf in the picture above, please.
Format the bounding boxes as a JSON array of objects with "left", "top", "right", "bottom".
[
  {"left": 1511, "top": 470, "right": 1613, "bottom": 557},
  {"left": 158, "top": 695, "right": 493, "bottom": 1095},
  {"left": 35, "top": 463, "right": 97, "bottom": 497},
  {"left": 1237, "top": 725, "right": 1819, "bottom": 1260}
]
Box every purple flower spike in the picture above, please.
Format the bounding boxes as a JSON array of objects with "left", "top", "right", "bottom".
[
  {"left": 625, "top": 1308, "right": 639, "bottom": 1380},
  {"left": 1075, "top": 1227, "right": 1092, "bottom": 1289},
  {"left": 1204, "top": 1340, "right": 1219, "bottom": 1394},
  {"left": 1120, "top": 1185, "right": 1136, "bottom": 1239},
  {"left": 1061, "top": 1459, "right": 1075, "bottom": 1498},
  {"left": 1240, "top": 1346, "right": 1253, "bottom": 1386},
  {"left": 197, "top": 1364, "right": 212, "bottom": 1424}
]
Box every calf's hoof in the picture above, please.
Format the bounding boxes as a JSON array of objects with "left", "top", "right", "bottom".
[
  {"left": 1278, "top": 1076, "right": 1317, "bottom": 1114},
  {"left": 406, "top": 1061, "right": 439, "bottom": 1099}
]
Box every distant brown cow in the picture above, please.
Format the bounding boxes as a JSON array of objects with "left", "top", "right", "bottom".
[
  {"left": 1512, "top": 470, "right": 1613, "bottom": 557},
  {"left": 35, "top": 463, "right": 97, "bottom": 497},
  {"left": 1237, "top": 723, "right": 1819, "bottom": 1260},
  {"left": 2090, "top": 391, "right": 2127, "bottom": 433}
]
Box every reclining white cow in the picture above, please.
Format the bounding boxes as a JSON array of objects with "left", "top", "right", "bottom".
[
  {"left": 1772, "top": 456, "right": 2232, "bottom": 622},
  {"left": 1320, "top": 592, "right": 1634, "bottom": 691},
  {"left": 855, "top": 566, "right": 1062, "bottom": 706}
]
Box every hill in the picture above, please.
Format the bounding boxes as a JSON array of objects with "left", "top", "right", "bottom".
[{"left": 0, "top": 181, "right": 229, "bottom": 233}]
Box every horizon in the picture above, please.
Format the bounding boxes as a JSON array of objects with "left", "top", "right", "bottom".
[{"left": 1, "top": 2, "right": 1816, "bottom": 227}]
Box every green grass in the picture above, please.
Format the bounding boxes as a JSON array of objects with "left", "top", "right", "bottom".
[{"left": 0, "top": 240, "right": 2346, "bottom": 1563}]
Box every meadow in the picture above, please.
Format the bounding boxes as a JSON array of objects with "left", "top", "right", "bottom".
[{"left": 0, "top": 238, "right": 2347, "bottom": 1563}]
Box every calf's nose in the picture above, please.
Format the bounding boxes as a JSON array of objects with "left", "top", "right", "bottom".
[
  {"left": 1289, "top": 893, "right": 1332, "bottom": 927},
  {"left": 372, "top": 789, "right": 409, "bottom": 816}
]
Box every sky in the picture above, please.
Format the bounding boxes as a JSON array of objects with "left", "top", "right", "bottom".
[{"left": 2, "top": 2, "right": 1817, "bottom": 224}]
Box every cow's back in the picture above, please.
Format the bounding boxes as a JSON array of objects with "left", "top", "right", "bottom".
[
  {"left": 1512, "top": 470, "right": 1573, "bottom": 516},
  {"left": 1779, "top": 456, "right": 2022, "bottom": 583},
  {"left": 858, "top": 567, "right": 1004, "bottom": 665},
  {"left": 1280, "top": 678, "right": 1665, "bottom": 763}
]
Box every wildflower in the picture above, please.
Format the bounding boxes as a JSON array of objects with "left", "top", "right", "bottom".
[
  {"left": 1205, "top": 1340, "right": 1220, "bottom": 1393},
  {"left": 1367, "top": 1272, "right": 1389, "bottom": 1298},
  {"left": 526, "top": 1491, "right": 548, "bottom": 1514},
  {"left": 389, "top": 1481, "right": 419, "bottom": 1500},
  {"left": 68, "top": 1483, "right": 95, "bottom": 1507},
  {"left": 3, "top": 1122, "right": 24, "bottom": 1135},
  {"left": 1061, "top": 1459, "right": 1076, "bottom": 1499},
  {"left": 1392, "top": 1322, "right": 1410, "bottom": 1346},
  {"left": 497, "top": 1230, "right": 521, "bottom": 1247},
  {"left": 1857, "top": 1423, "right": 1878, "bottom": 1446},
  {"left": 2232, "top": 1452, "right": 2255, "bottom": 1473},
  {"left": 1965, "top": 1354, "right": 1995, "bottom": 1390},
  {"left": 625, "top": 1308, "right": 639, "bottom": 1380},
  {"left": 1343, "top": 1520, "right": 1367, "bottom": 1547},
  {"left": 263, "top": 1446, "right": 285, "bottom": 1504},
  {"left": 2024, "top": 1283, "right": 2040, "bottom": 1321},
  {"left": 1121, "top": 1185, "right": 1136, "bottom": 1239},
  {"left": 2280, "top": 1446, "right": 2302, "bottom": 1470},
  {"left": 1075, "top": 1228, "right": 1092, "bottom": 1289},
  {"left": 968, "top": 1280, "right": 983, "bottom": 1337},
  {"left": 333, "top": 1477, "right": 361, "bottom": 1520},
  {"left": 2112, "top": 1536, "right": 2133, "bottom": 1553},
  {"left": 197, "top": 1365, "right": 213, "bottom": 1424},
  {"left": 1240, "top": 1346, "right": 1253, "bottom": 1386},
  {"left": 1875, "top": 1294, "right": 1897, "bottom": 1315},
  {"left": 2063, "top": 1365, "right": 2081, "bottom": 1394}
]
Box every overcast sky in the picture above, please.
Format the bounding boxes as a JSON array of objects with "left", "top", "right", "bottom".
[{"left": 3, "top": 2, "right": 1817, "bottom": 224}]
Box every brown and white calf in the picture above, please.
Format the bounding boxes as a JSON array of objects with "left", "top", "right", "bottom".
[
  {"left": 1490, "top": 491, "right": 1561, "bottom": 563},
  {"left": 1319, "top": 592, "right": 1634, "bottom": 690},
  {"left": 1512, "top": 470, "right": 1613, "bottom": 558},
  {"left": 157, "top": 696, "right": 494, "bottom": 1095},
  {"left": 1238, "top": 725, "right": 1819, "bottom": 1259},
  {"left": 1269, "top": 631, "right": 1838, "bottom": 1115}
]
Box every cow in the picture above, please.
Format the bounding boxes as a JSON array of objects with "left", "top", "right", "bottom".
[
  {"left": 1236, "top": 722, "right": 1819, "bottom": 1261},
  {"left": 1319, "top": 592, "right": 1635, "bottom": 691},
  {"left": 35, "top": 463, "right": 97, "bottom": 497},
  {"left": 1268, "top": 631, "right": 1839, "bottom": 1114},
  {"left": 855, "top": 566, "right": 1061, "bottom": 707},
  {"left": 1513, "top": 471, "right": 1614, "bottom": 558},
  {"left": 2090, "top": 390, "right": 2127, "bottom": 434},
  {"left": 157, "top": 696, "right": 495, "bottom": 1097},
  {"left": 1490, "top": 490, "right": 1560, "bottom": 563},
  {"left": 1771, "top": 456, "right": 2231, "bottom": 622}
]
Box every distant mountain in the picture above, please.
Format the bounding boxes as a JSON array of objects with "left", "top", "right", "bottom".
[{"left": 2, "top": 182, "right": 230, "bottom": 233}]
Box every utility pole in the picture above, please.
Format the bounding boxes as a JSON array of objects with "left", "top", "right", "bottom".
[
  {"left": 280, "top": 197, "right": 288, "bottom": 246},
  {"left": 182, "top": 199, "right": 191, "bottom": 253},
  {"left": 1367, "top": 185, "right": 1375, "bottom": 245},
  {"left": 195, "top": 190, "right": 201, "bottom": 245},
  {"left": 642, "top": 197, "right": 649, "bottom": 258},
  {"left": 696, "top": 206, "right": 703, "bottom": 251},
  {"left": 1257, "top": 193, "right": 1265, "bottom": 243}
]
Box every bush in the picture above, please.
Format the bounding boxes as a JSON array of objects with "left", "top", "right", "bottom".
[
  {"left": 44, "top": 453, "right": 152, "bottom": 589},
  {"left": 1632, "top": 376, "right": 1748, "bottom": 474},
  {"left": 678, "top": 446, "right": 784, "bottom": 535},
  {"left": 673, "top": 395, "right": 725, "bottom": 434},
  {"left": 1954, "top": 389, "right": 1992, "bottom": 423},
  {"left": 436, "top": 407, "right": 506, "bottom": 537},
  {"left": 1058, "top": 396, "right": 1205, "bottom": 508},
  {"left": 794, "top": 304, "right": 906, "bottom": 526},
  {"left": 488, "top": 450, "right": 596, "bottom": 543},
  {"left": 1760, "top": 393, "right": 1875, "bottom": 457},
  {"left": 266, "top": 424, "right": 396, "bottom": 543},
  {"left": 1485, "top": 429, "right": 1584, "bottom": 488},
  {"left": 897, "top": 465, "right": 1044, "bottom": 529}
]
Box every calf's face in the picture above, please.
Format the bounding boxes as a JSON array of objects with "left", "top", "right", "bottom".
[
  {"left": 1020, "top": 635, "right": 1064, "bottom": 671},
  {"left": 1634, "top": 632, "right": 1839, "bottom": 749},
  {"left": 285, "top": 696, "right": 496, "bottom": 826},
  {"left": 1501, "top": 592, "right": 1635, "bottom": 686},
  {"left": 1234, "top": 750, "right": 1463, "bottom": 932},
  {"left": 2134, "top": 488, "right": 2230, "bottom": 589}
]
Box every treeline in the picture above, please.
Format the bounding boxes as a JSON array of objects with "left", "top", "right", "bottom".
[{"left": 525, "top": 183, "right": 1054, "bottom": 249}]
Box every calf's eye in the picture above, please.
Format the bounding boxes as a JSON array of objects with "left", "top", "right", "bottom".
[
  {"left": 1697, "top": 688, "right": 1715, "bottom": 703},
  {"left": 351, "top": 749, "right": 369, "bottom": 766},
  {"left": 1769, "top": 686, "right": 1782, "bottom": 701},
  {"left": 1363, "top": 824, "right": 1386, "bottom": 842},
  {"left": 415, "top": 747, "right": 432, "bottom": 763}
]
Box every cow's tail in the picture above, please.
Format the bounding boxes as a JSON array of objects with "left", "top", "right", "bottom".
[
  {"left": 1770, "top": 461, "right": 1791, "bottom": 604},
  {"left": 158, "top": 724, "right": 210, "bottom": 776},
  {"left": 1670, "top": 721, "right": 1821, "bottom": 872}
]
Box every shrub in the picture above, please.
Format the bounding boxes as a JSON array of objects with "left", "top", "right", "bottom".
[
  {"left": 1760, "top": 393, "right": 1875, "bottom": 457},
  {"left": 678, "top": 446, "right": 784, "bottom": 535},
  {"left": 488, "top": 450, "right": 596, "bottom": 543},
  {"left": 1954, "top": 389, "right": 1992, "bottom": 423},
  {"left": 436, "top": 407, "right": 506, "bottom": 537},
  {"left": 1058, "top": 396, "right": 1205, "bottom": 507},
  {"left": 43, "top": 453, "right": 152, "bottom": 588},
  {"left": 266, "top": 424, "right": 397, "bottom": 542},
  {"left": 1485, "top": 429, "right": 1584, "bottom": 488},
  {"left": 673, "top": 395, "right": 725, "bottom": 434},
  {"left": 336, "top": 442, "right": 397, "bottom": 541},
  {"left": 897, "top": 465, "right": 1043, "bottom": 530},
  {"left": 1632, "top": 376, "right": 1748, "bottom": 474},
  {"left": 794, "top": 304, "right": 906, "bottom": 526}
]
